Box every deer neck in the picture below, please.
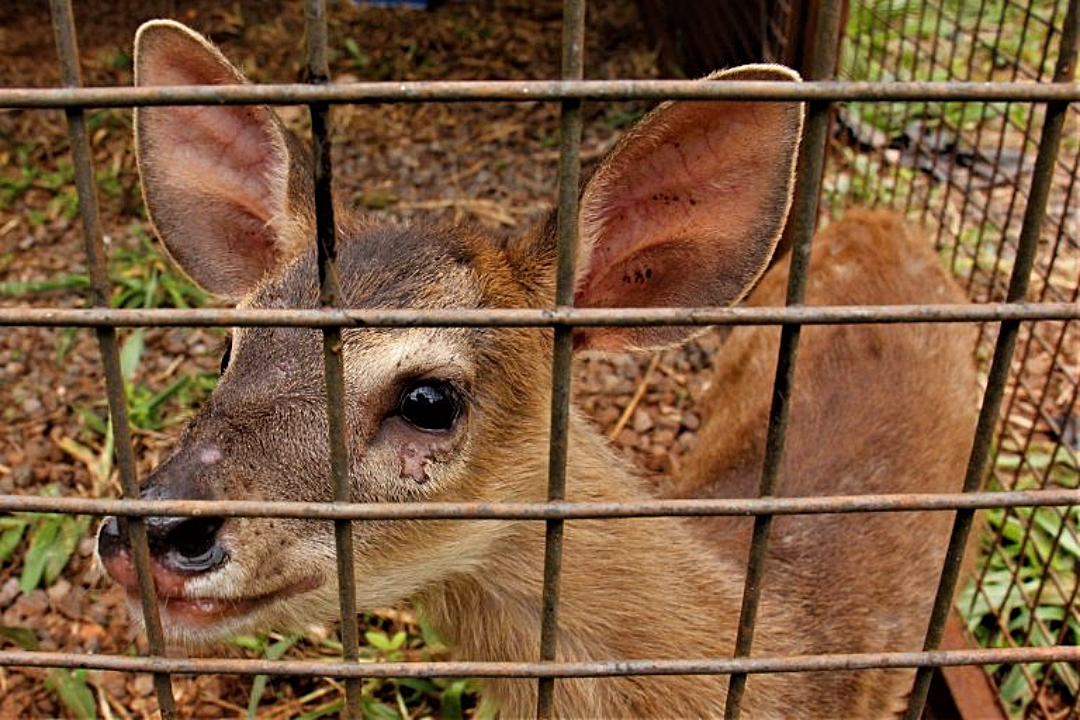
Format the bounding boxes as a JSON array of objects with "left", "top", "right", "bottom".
[{"left": 415, "top": 410, "right": 755, "bottom": 717}]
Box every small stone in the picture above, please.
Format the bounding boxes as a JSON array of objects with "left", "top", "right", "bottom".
[
  {"left": 656, "top": 412, "right": 681, "bottom": 430},
  {"left": 132, "top": 674, "right": 155, "bottom": 697},
  {"left": 681, "top": 412, "right": 701, "bottom": 431},
  {"left": 653, "top": 429, "right": 676, "bottom": 447},
  {"left": 46, "top": 578, "right": 71, "bottom": 604},
  {"left": 11, "top": 468, "right": 31, "bottom": 490},
  {"left": 632, "top": 408, "right": 653, "bottom": 433},
  {"left": 0, "top": 578, "right": 20, "bottom": 607},
  {"left": 595, "top": 407, "right": 619, "bottom": 427}
]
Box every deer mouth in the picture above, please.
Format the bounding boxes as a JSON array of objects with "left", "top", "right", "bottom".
[
  {"left": 103, "top": 546, "right": 323, "bottom": 629},
  {"left": 140, "top": 574, "right": 324, "bottom": 629}
]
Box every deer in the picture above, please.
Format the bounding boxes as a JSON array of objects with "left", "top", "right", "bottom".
[{"left": 96, "top": 19, "right": 979, "bottom": 719}]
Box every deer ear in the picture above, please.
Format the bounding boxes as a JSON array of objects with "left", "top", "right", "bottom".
[
  {"left": 134, "top": 20, "right": 313, "bottom": 301},
  {"left": 573, "top": 65, "right": 804, "bottom": 352}
]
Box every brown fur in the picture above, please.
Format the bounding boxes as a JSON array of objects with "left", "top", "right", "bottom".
[{"left": 98, "top": 20, "right": 980, "bottom": 719}]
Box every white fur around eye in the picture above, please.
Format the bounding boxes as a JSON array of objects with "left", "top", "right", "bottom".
[{"left": 341, "top": 329, "right": 475, "bottom": 401}]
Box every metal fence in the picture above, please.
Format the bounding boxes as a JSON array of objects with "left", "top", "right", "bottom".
[
  {"left": 832, "top": 1, "right": 1080, "bottom": 715},
  {"left": 0, "top": 0, "right": 1077, "bottom": 718}
]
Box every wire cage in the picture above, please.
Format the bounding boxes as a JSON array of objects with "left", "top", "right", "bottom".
[
  {"left": 0, "top": 0, "right": 1076, "bottom": 718},
  {"left": 829, "top": 2, "right": 1079, "bottom": 716}
]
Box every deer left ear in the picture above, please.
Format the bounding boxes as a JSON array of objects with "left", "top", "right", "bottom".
[
  {"left": 133, "top": 20, "right": 314, "bottom": 301},
  {"left": 572, "top": 65, "right": 804, "bottom": 353}
]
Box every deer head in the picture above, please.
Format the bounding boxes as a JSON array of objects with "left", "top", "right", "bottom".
[{"left": 96, "top": 19, "right": 803, "bottom": 646}]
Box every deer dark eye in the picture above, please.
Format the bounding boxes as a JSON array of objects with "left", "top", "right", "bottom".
[
  {"left": 219, "top": 337, "right": 232, "bottom": 375},
  {"left": 399, "top": 382, "right": 459, "bottom": 432}
]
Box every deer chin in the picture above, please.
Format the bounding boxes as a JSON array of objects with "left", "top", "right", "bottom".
[
  {"left": 141, "top": 573, "right": 325, "bottom": 632},
  {"left": 104, "top": 547, "right": 326, "bottom": 644}
]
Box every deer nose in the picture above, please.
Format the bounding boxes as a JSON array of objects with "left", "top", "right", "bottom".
[
  {"left": 149, "top": 515, "right": 228, "bottom": 573},
  {"left": 97, "top": 514, "right": 227, "bottom": 576}
]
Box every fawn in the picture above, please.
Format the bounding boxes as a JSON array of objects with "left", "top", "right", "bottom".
[{"left": 97, "top": 20, "right": 978, "bottom": 718}]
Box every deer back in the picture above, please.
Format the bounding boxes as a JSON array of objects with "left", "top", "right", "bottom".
[{"left": 675, "top": 209, "right": 978, "bottom": 716}]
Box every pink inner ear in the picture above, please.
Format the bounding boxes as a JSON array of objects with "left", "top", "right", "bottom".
[
  {"left": 134, "top": 23, "right": 293, "bottom": 298},
  {"left": 577, "top": 101, "right": 795, "bottom": 311},
  {"left": 139, "top": 35, "right": 285, "bottom": 230},
  {"left": 147, "top": 104, "right": 284, "bottom": 227}
]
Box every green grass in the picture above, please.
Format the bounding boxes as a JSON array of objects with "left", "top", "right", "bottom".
[
  {"left": 0, "top": 486, "right": 96, "bottom": 719},
  {"left": 0, "top": 486, "right": 90, "bottom": 594},
  {"left": 231, "top": 619, "right": 483, "bottom": 719},
  {"left": 835, "top": 0, "right": 1064, "bottom": 212},
  {"left": 838, "top": 2, "right": 1077, "bottom": 714},
  {"left": 958, "top": 441, "right": 1080, "bottom": 715}
]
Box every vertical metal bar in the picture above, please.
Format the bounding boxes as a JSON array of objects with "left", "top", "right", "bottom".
[
  {"left": 722, "top": 1, "right": 843, "bottom": 718},
  {"left": 47, "top": 2, "right": 176, "bottom": 717},
  {"left": 303, "top": 2, "right": 362, "bottom": 718},
  {"left": 536, "top": 0, "right": 585, "bottom": 717},
  {"left": 903, "top": 3, "right": 1079, "bottom": 717}
]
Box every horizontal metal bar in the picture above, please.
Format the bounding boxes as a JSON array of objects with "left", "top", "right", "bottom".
[
  {"left": 0, "top": 645, "right": 1075, "bottom": 679},
  {"left": 0, "top": 80, "right": 1077, "bottom": 109},
  {"left": 0, "top": 302, "right": 1075, "bottom": 329},
  {"left": 1, "top": 489, "right": 1074, "bottom": 520}
]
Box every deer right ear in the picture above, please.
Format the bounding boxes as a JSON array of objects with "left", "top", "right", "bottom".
[
  {"left": 134, "top": 20, "right": 313, "bottom": 301},
  {"left": 571, "top": 65, "right": 804, "bottom": 352}
]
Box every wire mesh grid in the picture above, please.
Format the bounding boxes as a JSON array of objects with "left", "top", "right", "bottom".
[
  {"left": 831, "top": 1, "right": 1079, "bottom": 715},
  {"left": 0, "top": 0, "right": 1077, "bottom": 718}
]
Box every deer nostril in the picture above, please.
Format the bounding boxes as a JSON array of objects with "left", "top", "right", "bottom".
[
  {"left": 148, "top": 516, "right": 227, "bottom": 574},
  {"left": 97, "top": 515, "right": 128, "bottom": 559}
]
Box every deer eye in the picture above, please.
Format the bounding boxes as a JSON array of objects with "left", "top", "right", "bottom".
[{"left": 398, "top": 382, "right": 459, "bottom": 432}]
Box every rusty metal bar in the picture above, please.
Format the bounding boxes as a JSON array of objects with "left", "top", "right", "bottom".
[
  {"left": 536, "top": 0, "right": 585, "bottom": 715},
  {"left": 724, "top": 1, "right": 844, "bottom": 717},
  {"left": 302, "top": 1, "right": 363, "bottom": 717},
  {"left": 903, "top": 2, "right": 1080, "bottom": 717},
  {"left": 1, "top": 80, "right": 1078, "bottom": 108},
  {"left": 46, "top": 3, "right": 176, "bottom": 717},
  {"left": 1, "top": 488, "right": 1076, "bottom": 520},
  {"left": 0, "top": 645, "right": 1075, "bottom": 678},
  {"left": 0, "top": 302, "right": 1076, "bottom": 328}
]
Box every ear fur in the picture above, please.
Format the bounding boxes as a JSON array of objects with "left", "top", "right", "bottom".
[
  {"left": 572, "top": 65, "right": 804, "bottom": 352},
  {"left": 134, "top": 20, "right": 314, "bottom": 301}
]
